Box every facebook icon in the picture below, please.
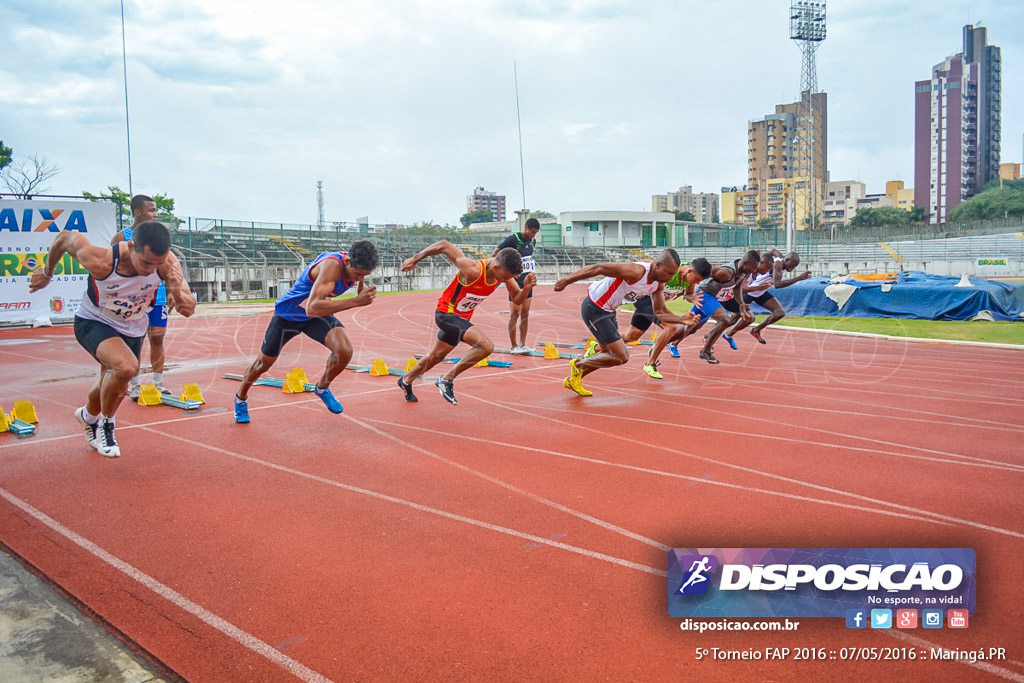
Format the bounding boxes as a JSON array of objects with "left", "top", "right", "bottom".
[{"left": 845, "top": 609, "right": 867, "bottom": 629}]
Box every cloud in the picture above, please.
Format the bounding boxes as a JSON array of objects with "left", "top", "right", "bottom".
[{"left": 1, "top": 0, "right": 1021, "bottom": 225}]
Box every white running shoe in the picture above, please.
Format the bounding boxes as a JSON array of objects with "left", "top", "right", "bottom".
[
  {"left": 96, "top": 420, "right": 121, "bottom": 458},
  {"left": 74, "top": 407, "right": 98, "bottom": 450}
]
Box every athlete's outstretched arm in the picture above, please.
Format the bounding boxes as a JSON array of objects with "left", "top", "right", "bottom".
[
  {"left": 29, "top": 232, "right": 112, "bottom": 293},
  {"left": 651, "top": 286, "right": 699, "bottom": 326},
  {"left": 553, "top": 262, "right": 645, "bottom": 291},
  {"left": 305, "top": 258, "right": 376, "bottom": 317},
  {"left": 508, "top": 272, "right": 536, "bottom": 305},
  {"left": 158, "top": 252, "right": 197, "bottom": 317},
  {"left": 771, "top": 260, "right": 811, "bottom": 288},
  {"left": 402, "top": 241, "right": 466, "bottom": 271}
]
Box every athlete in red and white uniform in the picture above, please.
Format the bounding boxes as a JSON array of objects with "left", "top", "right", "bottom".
[
  {"left": 29, "top": 222, "right": 195, "bottom": 458},
  {"left": 553, "top": 249, "right": 698, "bottom": 396},
  {"left": 399, "top": 241, "right": 533, "bottom": 405}
]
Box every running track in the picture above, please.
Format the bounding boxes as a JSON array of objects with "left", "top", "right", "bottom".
[{"left": 1, "top": 287, "right": 1022, "bottom": 681}]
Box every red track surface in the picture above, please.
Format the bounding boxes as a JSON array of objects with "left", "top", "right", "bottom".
[{"left": 1, "top": 287, "right": 1022, "bottom": 681}]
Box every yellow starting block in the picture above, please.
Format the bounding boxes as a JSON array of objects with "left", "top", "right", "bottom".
[
  {"left": 543, "top": 342, "right": 560, "bottom": 359},
  {"left": 12, "top": 400, "right": 38, "bottom": 424},
  {"left": 369, "top": 359, "right": 390, "bottom": 377},
  {"left": 0, "top": 409, "right": 9, "bottom": 433},
  {"left": 475, "top": 356, "right": 490, "bottom": 367},
  {"left": 404, "top": 357, "right": 418, "bottom": 372},
  {"left": 180, "top": 383, "right": 205, "bottom": 404},
  {"left": 138, "top": 384, "right": 164, "bottom": 406},
  {"left": 283, "top": 368, "right": 310, "bottom": 394},
  {"left": 650, "top": 332, "right": 657, "bottom": 343}
]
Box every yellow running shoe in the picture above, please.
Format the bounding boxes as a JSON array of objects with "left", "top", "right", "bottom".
[
  {"left": 564, "top": 358, "right": 592, "bottom": 396},
  {"left": 642, "top": 362, "right": 663, "bottom": 379},
  {"left": 582, "top": 339, "right": 598, "bottom": 358}
]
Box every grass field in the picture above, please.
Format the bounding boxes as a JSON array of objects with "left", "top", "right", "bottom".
[{"left": 661, "top": 299, "right": 1024, "bottom": 346}]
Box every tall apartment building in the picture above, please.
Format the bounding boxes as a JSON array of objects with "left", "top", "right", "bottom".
[
  {"left": 651, "top": 186, "right": 719, "bottom": 222},
  {"left": 467, "top": 187, "right": 506, "bottom": 222},
  {"left": 731, "top": 91, "right": 827, "bottom": 228},
  {"left": 914, "top": 25, "right": 1001, "bottom": 223}
]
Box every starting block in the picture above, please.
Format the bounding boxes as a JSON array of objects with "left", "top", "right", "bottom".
[
  {"left": 283, "top": 368, "right": 311, "bottom": 393},
  {"left": 348, "top": 360, "right": 405, "bottom": 377},
  {"left": 180, "top": 383, "right": 205, "bottom": 404},
  {"left": 543, "top": 342, "right": 560, "bottom": 359},
  {"left": 1, "top": 407, "right": 36, "bottom": 435},
  {"left": 12, "top": 400, "right": 38, "bottom": 424},
  {"left": 495, "top": 347, "right": 580, "bottom": 359},
  {"left": 404, "top": 358, "right": 418, "bottom": 372},
  {"left": 221, "top": 373, "right": 316, "bottom": 392},
  {"left": 138, "top": 384, "right": 202, "bottom": 410},
  {"left": 0, "top": 408, "right": 35, "bottom": 435},
  {"left": 413, "top": 354, "right": 514, "bottom": 368}
]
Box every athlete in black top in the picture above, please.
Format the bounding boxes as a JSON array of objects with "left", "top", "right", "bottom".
[{"left": 492, "top": 217, "right": 541, "bottom": 354}]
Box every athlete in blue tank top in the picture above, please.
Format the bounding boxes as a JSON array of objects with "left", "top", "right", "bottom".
[{"left": 232, "top": 242, "right": 380, "bottom": 423}]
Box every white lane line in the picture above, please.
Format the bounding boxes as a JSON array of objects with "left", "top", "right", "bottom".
[
  {"left": 135, "top": 425, "right": 666, "bottom": 577},
  {"left": 461, "top": 392, "right": 1024, "bottom": 540},
  {"left": 360, "top": 418, "right": 956, "bottom": 528},
  {"left": 0, "top": 486, "right": 332, "bottom": 683},
  {"left": 339, "top": 412, "right": 670, "bottom": 551}
]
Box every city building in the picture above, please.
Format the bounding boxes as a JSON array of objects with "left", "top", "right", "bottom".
[
  {"left": 466, "top": 187, "right": 506, "bottom": 222},
  {"left": 914, "top": 25, "right": 1001, "bottom": 223},
  {"left": 885, "top": 180, "right": 916, "bottom": 211},
  {"left": 738, "top": 91, "right": 827, "bottom": 229},
  {"left": 823, "top": 181, "right": 866, "bottom": 228},
  {"left": 652, "top": 186, "right": 720, "bottom": 222}
]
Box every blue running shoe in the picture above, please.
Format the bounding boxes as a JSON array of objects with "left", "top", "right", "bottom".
[
  {"left": 668, "top": 343, "right": 680, "bottom": 358},
  {"left": 314, "top": 386, "right": 344, "bottom": 414},
  {"left": 234, "top": 395, "right": 250, "bottom": 424},
  {"left": 723, "top": 334, "right": 738, "bottom": 350}
]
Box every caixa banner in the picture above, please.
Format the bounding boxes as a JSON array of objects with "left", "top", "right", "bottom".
[
  {"left": 667, "top": 548, "right": 975, "bottom": 618},
  {"left": 0, "top": 200, "right": 116, "bottom": 324}
]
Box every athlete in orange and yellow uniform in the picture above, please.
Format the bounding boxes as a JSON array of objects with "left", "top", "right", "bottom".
[{"left": 398, "top": 241, "right": 534, "bottom": 405}]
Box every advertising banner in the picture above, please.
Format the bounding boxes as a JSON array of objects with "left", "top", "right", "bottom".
[{"left": 0, "top": 200, "right": 116, "bottom": 325}]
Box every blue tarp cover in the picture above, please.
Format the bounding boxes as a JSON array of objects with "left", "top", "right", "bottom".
[{"left": 761, "top": 271, "right": 1024, "bottom": 321}]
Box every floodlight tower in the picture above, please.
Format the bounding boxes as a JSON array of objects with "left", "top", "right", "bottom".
[
  {"left": 790, "top": 0, "right": 826, "bottom": 233},
  {"left": 316, "top": 180, "right": 325, "bottom": 231}
]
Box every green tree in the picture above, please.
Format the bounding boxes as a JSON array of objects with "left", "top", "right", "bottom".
[
  {"left": 908, "top": 204, "right": 931, "bottom": 223},
  {"left": 848, "top": 207, "right": 914, "bottom": 228},
  {"left": 83, "top": 186, "right": 182, "bottom": 227},
  {"left": 459, "top": 208, "right": 495, "bottom": 227},
  {"left": 673, "top": 211, "right": 696, "bottom": 222},
  {"left": 756, "top": 217, "right": 778, "bottom": 230},
  {"left": 530, "top": 210, "right": 555, "bottom": 219},
  {"left": 0, "top": 140, "right": 12, "bottom": 172},
  {"left": 948, "top": 179, "right": 1024, "bottom": 222}
]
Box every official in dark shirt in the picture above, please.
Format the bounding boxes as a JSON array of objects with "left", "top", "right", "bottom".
[{"left": 492, "top": 217, "right": 541, "bottom": 354}]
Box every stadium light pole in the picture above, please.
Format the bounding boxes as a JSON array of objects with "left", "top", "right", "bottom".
[
  {"left": 120, "top": 0, "right": 133, "bottom": 198},
  {"left": 790, "top": 0, "right": 826, "bottom": 238}
]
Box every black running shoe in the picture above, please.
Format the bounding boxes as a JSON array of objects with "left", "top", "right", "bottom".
[
  {"left": 699, "top": 349, "right": 720, "bottom": 365},
  {"left": 435, "top": 377, "right": 457, "bottom": 405},
  {"left": 398, "top": 376, "right": 418, "bottom": 402}
]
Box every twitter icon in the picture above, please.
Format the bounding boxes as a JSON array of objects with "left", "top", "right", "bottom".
[{"left": 870, "top": 609, "right": 892, "bottom": 629}]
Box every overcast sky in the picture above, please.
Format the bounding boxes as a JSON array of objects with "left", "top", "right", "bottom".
[{"left": 1, "top": 0, "right": 1021, "bottom": 227}]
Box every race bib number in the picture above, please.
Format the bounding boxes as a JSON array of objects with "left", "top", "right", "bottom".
[
  {"left": 623, "top": 291, "right": 643, "bottom": 303},
  {"left": 456, "top": 293, "right": 487, "bottom": 313},
  {"left": 521, "top": 255, "right": 535, "bottom": 273},
  {"left": 716, "top": 287, "right": 735, "bottom": 302},
  {"left": 103, "top": 296, "right": 149, "bottom": 321}
]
